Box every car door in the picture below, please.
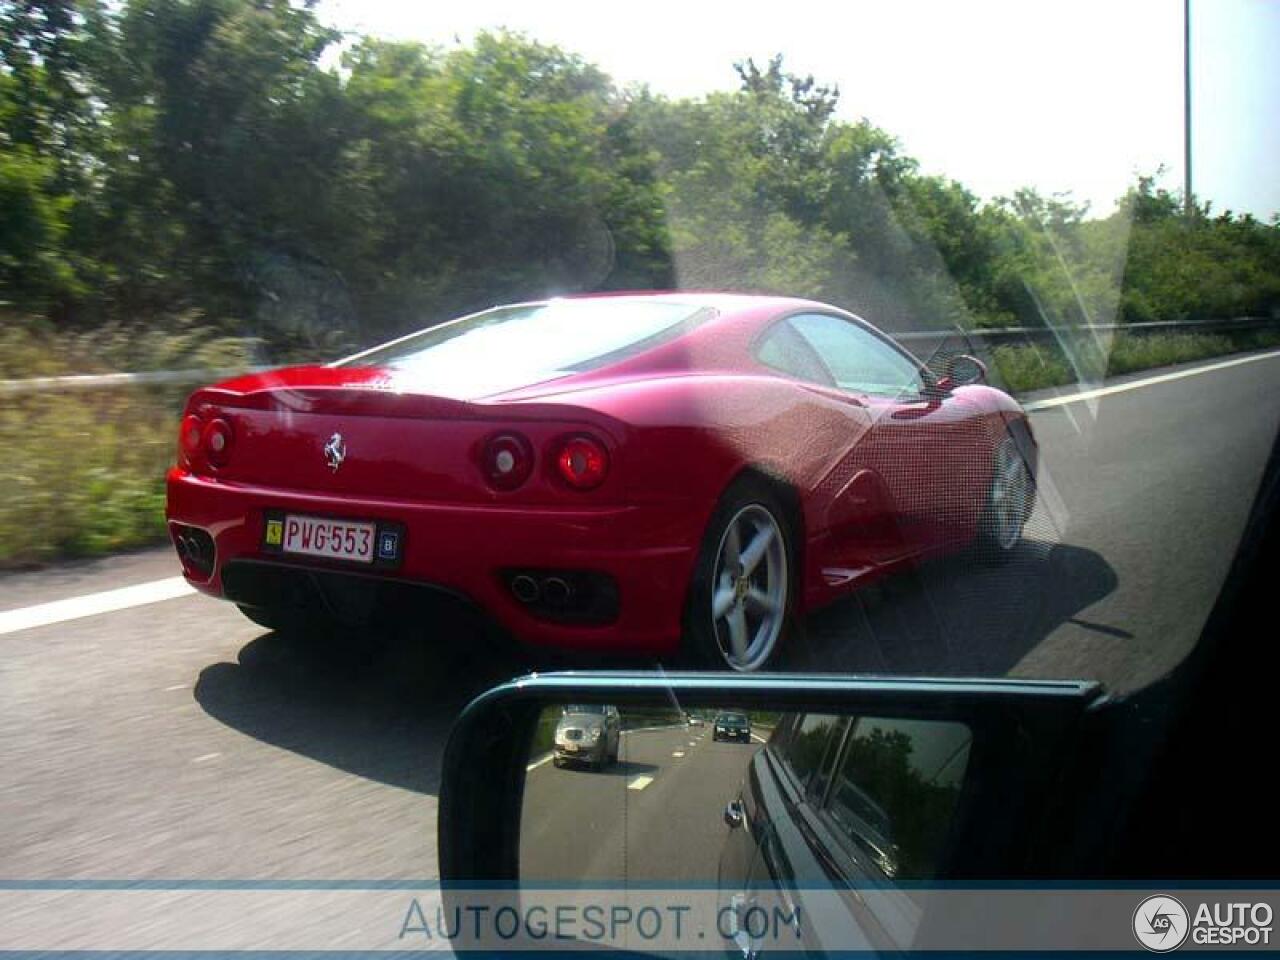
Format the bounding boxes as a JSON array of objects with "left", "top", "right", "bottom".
[
  {"left": 720, "top": 713, "right": 878, "bottom": 955},
  {"left": 779, "top": 312, "right": 985, "bottom": 558},
  {"left": 755, "top": 316, "right": 902, "bottom": 573},
  {"left": 799, "top": 715, "right": 973, "bottom": 950}
]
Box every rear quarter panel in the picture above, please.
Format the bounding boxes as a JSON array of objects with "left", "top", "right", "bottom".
[
  {"left": 531, "top": 374, "right": 863, "bottom": 508},
  {"left": 534, "top": 374, "right": 1034, "bottom": 614}
]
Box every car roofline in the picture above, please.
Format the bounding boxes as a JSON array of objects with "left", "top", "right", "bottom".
[{"left": 331, "top": 293, "right": 826, "bottom": 368}]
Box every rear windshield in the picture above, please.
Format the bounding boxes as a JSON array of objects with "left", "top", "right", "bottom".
[{"left": 338, "top": 299, "right": 712, "bottom": 382}]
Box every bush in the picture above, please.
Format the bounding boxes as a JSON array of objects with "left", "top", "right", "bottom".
[
  {"left": 991, "top": 344, "right": 1073, "bottom": 392},
  {"left": 0, "top": 316, "right": 258, "bottom": 568},
  {"left": 0, "top": 389, "right": 179, "bottom": 567},
  {"left": 991, "top": 328, "right": 1280, "bottom": 394},
  {"left": 0, "top": 312, "right": 260, "bottom": 379},
  {"left": 1106, "top": 332, "right": 1235, "bottom": 376}
]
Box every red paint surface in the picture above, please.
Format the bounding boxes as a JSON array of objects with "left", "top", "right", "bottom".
[{"left": 166, "top": 293, "right": 1032, "bottom": 655}]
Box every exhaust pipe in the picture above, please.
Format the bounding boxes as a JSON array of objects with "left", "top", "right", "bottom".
[
  {"left": 510, "top": 574, "right": 540, "bottom": 604},
  {"left": 542, "top": 577, "right": 572, "bottom": 606}
]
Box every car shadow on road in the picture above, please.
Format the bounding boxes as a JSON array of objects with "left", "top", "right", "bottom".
[
  {"left": 194, "top": 540, "right": 1118, "bottom": 794},
  {"left": 785, "top": 540, "right": 1122, "bottom": 676},
  {"left": 556, "top": 759, "right": 660, "bottom": 777},
  {"left": 193, "top": 608, "right": 526, "bottom": 795}
]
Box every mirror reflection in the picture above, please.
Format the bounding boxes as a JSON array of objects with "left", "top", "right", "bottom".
[{"left": 520, "top": 702, "right": 972, "bottom": 894}]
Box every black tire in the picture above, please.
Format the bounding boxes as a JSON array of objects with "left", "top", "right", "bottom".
[
  {"left": 975, "top": 430, "right": 1035, "bottom": 563},
  {"left": 680, "top": 476, "right": 798, "bottom": 671}
]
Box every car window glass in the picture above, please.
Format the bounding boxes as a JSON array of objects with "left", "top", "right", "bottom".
[
  {"left": 787, "top": 313, "right": 925, "bottom": 397},
  {"left": 777, "top": 713, "right": 846, "bottom": 797},
  {"left": 824, "top": 718, "right": 972, "bottom": 880},
  {"left": 756, "top": 319, "right": 837, "bottom": 386},
  {"left": 340, "top": 300, "right": 711, "bottom": 379}
]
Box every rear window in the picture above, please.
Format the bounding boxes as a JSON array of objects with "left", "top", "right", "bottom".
[{"left": 337, "top": 299, "right": 712, "bottom": 382}]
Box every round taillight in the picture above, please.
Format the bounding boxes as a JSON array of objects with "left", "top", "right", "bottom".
[
  {"left": 555, "top": 435, "right": 609, "bottom": 490},
  {"left": 179, "top": 414, "right": 203, "bottom": 463},
  {"left": 201, "top": 418, "right": 233, "bottom": 468},
  {"left": 483, "top": 433, "right": 533, "bottom": 490}
]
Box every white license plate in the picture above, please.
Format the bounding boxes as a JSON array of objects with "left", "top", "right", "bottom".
[{"left": 281, "top": 515, "right": 376, "bottom": 563}]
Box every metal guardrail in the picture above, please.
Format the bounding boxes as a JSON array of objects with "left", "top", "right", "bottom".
[
  {"left": 895, "top": 315, "right": 1276, "bottom": 343},
  {"left": 1, "top": 317, "right": 1274, "bottom": 394},
  {"left": 0, "top": 367, "right": 260, "bottom": 396}
]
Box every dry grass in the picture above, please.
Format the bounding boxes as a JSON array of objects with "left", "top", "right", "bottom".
[
  {"left": 0, "top": 389, "right": 180, "bottom": 567},
  {"left": 0, "top": 317, "right": 257, "bottom": 568}
]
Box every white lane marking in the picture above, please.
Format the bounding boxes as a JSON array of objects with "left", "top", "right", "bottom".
[
  {"left": 1023, "top": 349, "right": 1280, "bottom": 411},
  {"left": 672, "top": 751, "right": 685, "bottom": 758},
  {"left": 0, "top": 577, "right": 195, "bottom": 637},
  {"left": 751, "top": 734, "right": 767, "bottom": 744},
  {"left": 164, "top": 683, "right": 188, "bottom": 692},
  {"left": 191, "top": 752, "right": 221, "bottom": 764},
  {"left": 526, "top": 753, "right": 555, "bottom": 772},
  {"left": 626, "top": 775, "right": 654, "bottom": 791}
]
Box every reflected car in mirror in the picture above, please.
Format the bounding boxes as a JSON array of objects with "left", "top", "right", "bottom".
[
  {"left": 551, "top": 704, "right": 620, "bottom": 770},
  {"left": 713, "top": 712, "right": 753, "bottom": 743}
]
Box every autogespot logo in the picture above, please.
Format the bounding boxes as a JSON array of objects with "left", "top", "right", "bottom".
[{"left": 1133, "top": 895, "right": 1190, "bottom": 952}]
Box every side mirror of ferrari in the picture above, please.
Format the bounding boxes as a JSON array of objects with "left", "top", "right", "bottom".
[
  {"left": 437, "top": 672, "right": 1104, "bottom": 952},
  {"left": 945, "top": 354, "right": 987, "bottom": 386}
]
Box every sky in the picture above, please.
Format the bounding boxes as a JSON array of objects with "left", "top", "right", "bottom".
[{"left": 317, "top": 0, "right": 1279, "bottom": 219}]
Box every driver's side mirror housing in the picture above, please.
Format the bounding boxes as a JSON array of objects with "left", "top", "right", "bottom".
[
  {"left": 438, "top": 672, "right": 1102, "bottom": 885},
  {"left": 932, "top": 353, "right": 988, "bottom": 393},
  {"left": 434, "top": 672, "right": 1121, "bottom": 953}
]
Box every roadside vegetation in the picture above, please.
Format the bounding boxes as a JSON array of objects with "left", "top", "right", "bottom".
[
  {"left": 0, "top": 322, "right": 256, "bottom": 568},
  {"left": 2, "top": 0, "right": 1278, "bottom": 567},
  {"left": 991, "top": 328, "right": 1280, "bottom": 393},
  {"left": 0, "top": 388, "right": 173, "bottom": 566}
]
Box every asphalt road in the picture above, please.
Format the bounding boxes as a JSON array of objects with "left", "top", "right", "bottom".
[
  {"left": 521, "top": 722, "right": 762, "bottom": 883},
  {"left": 1, "top": 350, "right": 1278, "bottom": 886}
]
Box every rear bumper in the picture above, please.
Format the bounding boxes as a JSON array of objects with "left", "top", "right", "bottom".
[{"left": 165, "top": 468, "right": 700, "bottom": 654}]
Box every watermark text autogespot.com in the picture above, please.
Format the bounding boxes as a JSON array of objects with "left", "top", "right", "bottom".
[
  {"left": 398, "top": 897, "right": 801, "bottom": 946},
  {"left": 2, "top": 884, "right": 1278, "bottom": 952}
]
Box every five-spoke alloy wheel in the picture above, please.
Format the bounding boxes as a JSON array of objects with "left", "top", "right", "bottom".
[
  {"left": 979, "top": 433, "right": 1033, "bottom": 558},
  {"left": 683, "top": 478, "right": 796, "bottom": 671},
  {"left": 710, "top": 504, "right": 789, "bottom": 670}
]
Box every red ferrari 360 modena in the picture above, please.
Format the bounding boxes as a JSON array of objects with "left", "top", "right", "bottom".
[{"left": 166, "top": 293, "right": 1036, "bottom": 671}]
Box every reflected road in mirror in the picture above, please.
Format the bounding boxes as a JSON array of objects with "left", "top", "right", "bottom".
[{"left": 521, "top": 707, "right": 764, "bottom": 882}]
